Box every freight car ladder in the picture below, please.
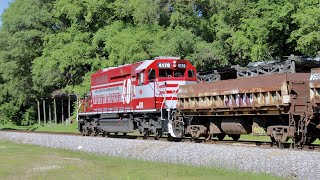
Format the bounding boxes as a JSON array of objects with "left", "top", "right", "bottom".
[{"left": 289, "top": 80, "right": 313, "bottom": 148}]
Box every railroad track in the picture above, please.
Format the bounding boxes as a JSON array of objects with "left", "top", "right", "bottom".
[{"left": 2, "top": 129, "right": 319, "bottom": 151}]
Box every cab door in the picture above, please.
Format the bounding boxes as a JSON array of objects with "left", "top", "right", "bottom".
[{"left": 134, "top": 69, "right": 157, "bottom": 110}]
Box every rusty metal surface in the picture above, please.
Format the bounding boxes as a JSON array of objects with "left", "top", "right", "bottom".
[
  {"left": 177, "top": 73, "right": 310, "bottom": 115},
  {"left": 179, "top": 74, "right": 288, "bottom": 97},
  {"left": 309, "top": 68, "right": 320, "bottom": 107}
]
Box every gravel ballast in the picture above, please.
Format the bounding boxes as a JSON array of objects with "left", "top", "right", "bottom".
[{"left": 1, "top": 131, "right": 319, "bottom": 179}]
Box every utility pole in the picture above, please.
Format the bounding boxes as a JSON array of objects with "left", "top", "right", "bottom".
[
  {"left": 61, "top": 97, "right": 64, "bottom": 124},
  {"left": 37, "top": 99, "right": 41, "bottom": 125},
  {"left": 53, "top": 97, "right": 57, "bottom": 124},
  {"left": 48, "top": 98, "right": 52, "bottom": 124},
  {"left": 76, "top": 94, "right": 79, "bottom": 122},
  {"left": 68, "top": 94, "right": 71, "bottom": 124},
  {"left": 42, "top": 98, "right": 46, "bottom": 125}
]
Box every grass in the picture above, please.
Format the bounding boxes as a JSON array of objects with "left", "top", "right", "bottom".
[
  {"left": 0, "top": 123, "right": 31, "bottom": 131},
  {"left": 0, "top": 140, "right": 283, "bottom": 180},
  {"left": 34, "top": 123, "right": 78, "bottom": 133},
  {"left": 222, "top": 134, "right": 272, "bottom": 142},
  {"left": 0, "top": 123, "right": 79, "bottom": 133}
]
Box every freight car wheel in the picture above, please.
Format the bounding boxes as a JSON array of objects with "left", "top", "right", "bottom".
[
  {"left": 230, "top": 134, "right": 241, "bottom": 141},
  {"left": 102, "top": 131, "right": 106, "bottom": 137},
  {"left": 167, "top": 134, "right": 182, "bottom": 142},
  {"left": 204, "top": 134, "right": 212, "bottom": 141},
  {"left": 270, "top": 136, "right": 276, "bottom": 146},
  {"left": 217, "top": 133, "right": 226, "bottom": 141},
  {"left": 306, "top": 137, "right": 316, "bottom": 145}
]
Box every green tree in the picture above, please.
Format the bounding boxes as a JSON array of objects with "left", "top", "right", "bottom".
[
  {"left": 0, "top": 0, "right": 54, "bottom": 124},
  {"left": 227, "top": 0, "right": 296, "bottom": 62},
  {"left": 1, "top": 0, "right": 320, "bottom": 126},
  {"left": 32, "top": 27, "right": 95, "bottom": 95},
  {"left": 290, "top": 1, "right": 320, "bottom": 56}
]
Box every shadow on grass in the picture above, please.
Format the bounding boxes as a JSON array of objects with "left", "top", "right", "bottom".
[{"left": 0, "top": 124, "right": 39, "bottom": 132}]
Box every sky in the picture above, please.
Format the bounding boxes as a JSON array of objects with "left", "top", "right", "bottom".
[{"left": 0, "top": 0, "right": 13, "bottom": 24}]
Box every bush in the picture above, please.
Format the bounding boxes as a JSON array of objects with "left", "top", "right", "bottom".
[{"left": 0, "top": 103, "right": 19, "bottom": 125}]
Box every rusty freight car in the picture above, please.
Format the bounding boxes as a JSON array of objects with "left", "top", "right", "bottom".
[{"left": 173, "top": 72, "right": 320, "bottom": 147}]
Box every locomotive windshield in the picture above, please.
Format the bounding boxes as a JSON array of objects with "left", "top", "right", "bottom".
[
  {"left": 159, "top": 69, "right": 186, "bottom": 77},
  {"left": 159, "top": 69, "right": 173, "bottom": 77},
  {"left": 174, "top": 69, "right": 185, "bottom": 77}
]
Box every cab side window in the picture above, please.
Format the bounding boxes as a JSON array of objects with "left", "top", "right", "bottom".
[
  {"left": 138, "top": 72, "right": 144, "bottom": 84},
  {"left": 188, "top": 70, "right": 195, "bottom": 77},
  {"left": 148, "top": 68, "right": 156, "bottom": 81}
]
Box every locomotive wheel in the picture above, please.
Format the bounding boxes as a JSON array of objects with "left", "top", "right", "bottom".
[
  {"left": 80, "top": 124, "right": 86, "bottom": 136},
  {"left": 123, "top": 133, "right": 127, "bottom": 136},
  {"left": 85, "top": 122, "right": 93, "bottom": 136},
  {"left": 86, "top": 131, "right": 92, "bottom": 136},
  {"left": 114, "top": 133, "right": 118, "bottom": 135},
  {"left": 142, "top": 128, "right": 149, "bottom": 139},
  {"left": 155, "top": 130, "right": 162, "bottom": 140},
  {"left": 154, "top": 133, "right": 160, "bottom": 140},
  {"left": 230, "top": 134, "right": 240, "bottom": 141},
  {"left": 93, "top": 129, "right": 99, "bottom": 136},
  {"left": 217, "top": 133, "right": 226, "bottom": 141},
  {"left": 82, "top": 122, "right": 92, "bottom": 136},
  {"left": 143, "top": 132, "right": 148, "bottom": 139},
  {"left": 81, "top": 128, "right": 87, "bottom": 136}
]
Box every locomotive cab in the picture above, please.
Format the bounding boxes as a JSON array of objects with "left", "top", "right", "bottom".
[
  {"left": 136, "top": 58, "right": 197, "bottom": 83},
  {"left": 133, "top": 57, "right": 197, "bottom": 110}
]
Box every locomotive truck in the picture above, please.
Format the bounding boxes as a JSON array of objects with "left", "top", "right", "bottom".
[{"left": 78, "top": 57, "right": 320, "bottom": 147}]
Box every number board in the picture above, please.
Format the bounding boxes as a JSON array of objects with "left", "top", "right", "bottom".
[
  {"left": 158, "top": 63, "right": 171, "bottom": 68},
  {"left": 177, "top": 63, "right": 186, "bottom": 68}
]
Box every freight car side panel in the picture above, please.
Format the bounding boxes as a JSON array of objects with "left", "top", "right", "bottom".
[{"left": 177, "top": 73, "right": 309, "bottom": 115}]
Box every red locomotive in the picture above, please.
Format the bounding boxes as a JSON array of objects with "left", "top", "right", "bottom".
[{"left": 78, "top": 57, "right": 197, "bottom": 139}]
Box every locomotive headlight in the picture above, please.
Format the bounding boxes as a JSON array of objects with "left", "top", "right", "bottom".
[{"left": 173, "top": 60, "right": 177, "bottom": 68}]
